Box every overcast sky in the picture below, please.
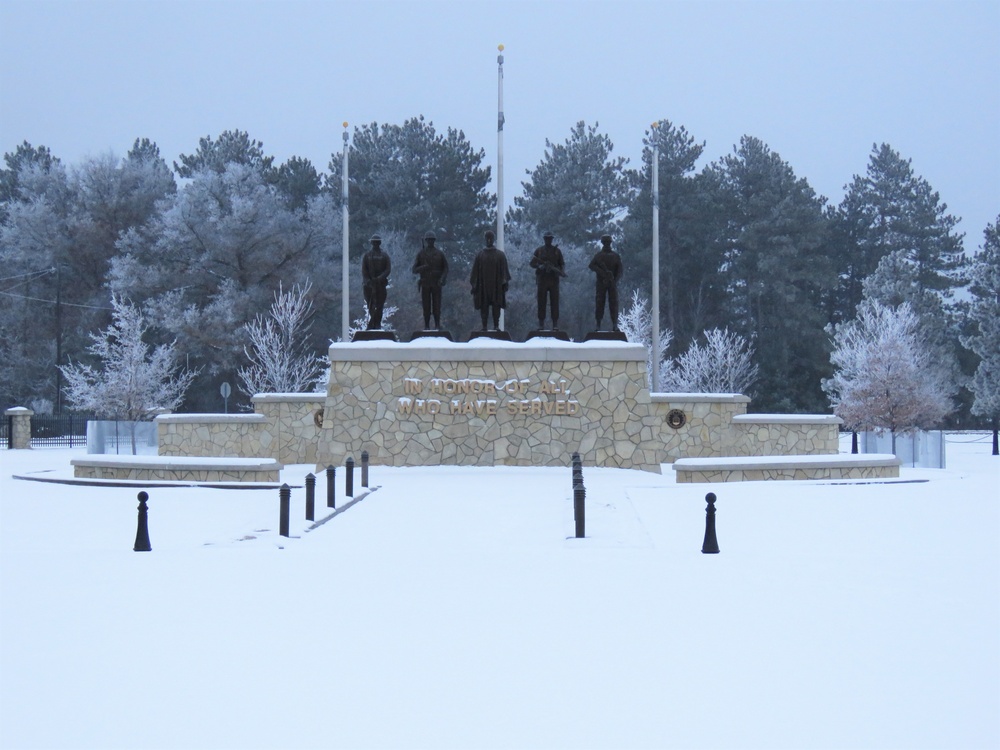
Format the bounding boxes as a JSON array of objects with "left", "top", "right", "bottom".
[{"left": 2, "top": 0, "right": 997, "bottom": 252}]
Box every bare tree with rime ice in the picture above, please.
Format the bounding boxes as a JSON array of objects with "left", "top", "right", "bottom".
[
  {"left": 823, "top": 301, "right": 953, "bottom": 451},
  {"left": 663, "top": 328, "right": 758, "bottom": 395},
  {"left": 238, "top": 281, "right": 326, "bottom": 397},
  {"left": 59, "top": 295, "right": 198, "bottom": 453},
  {"left": 618, "top": 289, "right": 673, "bottom": 390}
]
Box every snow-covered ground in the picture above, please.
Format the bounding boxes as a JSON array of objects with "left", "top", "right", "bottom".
[{"left": 1, "top": 435, "right": 997, "bottom": 750}]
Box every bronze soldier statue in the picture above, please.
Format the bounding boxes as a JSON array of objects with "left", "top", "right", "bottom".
[
  {"left": 361, "top": 234, "right": 391, "bottom": 329},
  {"left": 470, "top": 230, "right": 511, "bottom": 331},
  {"left": 411, "top": 231, "right": 449, "bottom": 329},
  {"left": 589, "top": 234, "right": 623, "bottom": 332},
  {"left": 530, "top": 231, "right": 566, "bottom": 329}
]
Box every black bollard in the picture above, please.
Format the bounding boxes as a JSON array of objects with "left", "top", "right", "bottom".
[
  {"left": 133, "top": 491, "right": 152, "bottom": 552},
  {"left": 851, "top": 431, "right": 858, "bottom": 454},
  {"left": 573, "top": 481, "right": 586, "bottom": 538},
  {"left": 345, "top": 457, "right": 355, "bottom": 497},
  {"left": 279, "top": 483, "right": 291, "bottom": 538},
  {"left": 305, "top": 473, "right": 315, "bottom": 521},
  {"left": 326, "top": 465, "right": 336, "bottom": 509},
  {"left": 361, "top": 450, "right": 369, "bottom": 488},
  {"left": 702, "top": 492, "right": 720, "bottom": 554}
]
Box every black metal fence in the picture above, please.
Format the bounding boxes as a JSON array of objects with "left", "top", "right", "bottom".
[{"left": 28, "top": 414, "right": 94, "bottom": 447}]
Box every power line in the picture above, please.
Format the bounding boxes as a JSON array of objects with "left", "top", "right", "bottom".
[{"left": 0, "top": 290, "right": 113, "bottom": 311}]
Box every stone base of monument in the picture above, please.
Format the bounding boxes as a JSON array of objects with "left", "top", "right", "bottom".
[
  {"left": 468, "top": 330, "right": 513, "bottom": 341},
  {"left": 525, "top": 329, "right": 572, "bottom": 342},
  {"left": 583, "top": 330, "right": 628, "bottom": 342},
  {"left": 352, "top": 330, "right": 398, "bottom": 342},
  {"left": 410, "top": 330, "right": 454, "bottom": 342}
]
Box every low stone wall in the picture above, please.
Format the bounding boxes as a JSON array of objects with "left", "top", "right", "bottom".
[
  {"left": 156, "top": 414, "right": 273, "bottom": 458},
  {"left": 729, "top": 414, "right": 842, "bottom": 456},
  {"left": 672, "top": 454, "right": 901, "bottom": 483},
  {"left": 71, "top": 455, "right": 283, "bottom": 482},
  {"left": 649, "top": 394, "right": 751, "bottom": 460},
  {"left": 251, "top": 394, "right": 325, "bottom": 464}
]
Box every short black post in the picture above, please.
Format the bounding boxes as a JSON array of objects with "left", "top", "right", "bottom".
[
  {"left": 702, "top": 492, "right": 719, "bottom": 554},
  {"left": 573, "top": 480, "right": 586, "bottom": 539},
  {"left": 305, "top": 473, "right": 316, "bottom": 521},
  {"left": 361, "top": 450, "right": 369, "bottom": 488},
  {"left": 851, "top": 431, "right": 858, "bottom": 454},
  {"left": 133, "top": 491, "right": 152, "bottom": 552},
  {"left": 279, "top": 483, "right": 291, "bottom": 538},
  {"left": 345, "top": 457, "right": 355, "bottom": 497},
  {"left": 571, "top": 451, "right": 582, "bottom": 488},
  {"left": 993, "top": 425, "right": 999, "bottom": 456},
  {"left": 326, "top": 465, "right": 336, "bottom": 509}
]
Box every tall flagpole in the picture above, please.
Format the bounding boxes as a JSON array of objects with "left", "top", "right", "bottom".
[
  {"left": 651, "top": 122, "right": 661, "bottom": 393},
  {"left": 497, "top": 44, "right": 505, "bottom": 251},
  {"left": 341, "top": 122, "right": 350, "bottom": 342},
  {"left": 497, "top": 44, "right": 506, "bottom": 331}
]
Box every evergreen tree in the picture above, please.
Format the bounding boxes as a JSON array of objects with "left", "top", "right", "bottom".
[
  {"left": 174, "top": 130, "right": 276, "bottom": 179},
  {"left": 714, "top": 136, "right": 835, "bottom": 412},
  {"left": 961, "top": 217, "right": 1000, "bottom": 451},
  {"left": 509, "top": 121, "right": 634, "bottom": 248},
  {"left": 827, "top": 143, "right": 965, "bottom": 324},
  {"left": 618, "top": 120, "right": 726, "bottom": 353}
]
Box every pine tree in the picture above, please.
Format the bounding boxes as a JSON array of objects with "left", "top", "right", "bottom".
[
  {"left": 961, "top": 217, "right": 1000, "bottom": 452},
  {"left": 714, "top": 136, "right": 835, "bottom": 412},
  {"left": 509, "top": 121, "right": 634, "bottom": 249}
]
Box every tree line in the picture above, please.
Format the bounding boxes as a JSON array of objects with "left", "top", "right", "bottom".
[{"left": 1, "top": 120, "right": 996, "bottom": 432}]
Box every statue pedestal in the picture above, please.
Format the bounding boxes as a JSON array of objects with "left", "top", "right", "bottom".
[
  {"left": 352, "top": 330, "right": 398, "bottom": 342},
  {"left": 318, "top": 339, "right": 663, "bottom": 471},
  {"left": 468, "top": 330, "right": 512, "bottom": 342},
  {"left": 583, "top": 330, "right": 628, "bottom": 342},
  {"left": 525, "top": 329, "right": 572, "bottom": 342},
  {"left": 410, "top": 330, "right": 454, "bottom": 342}
]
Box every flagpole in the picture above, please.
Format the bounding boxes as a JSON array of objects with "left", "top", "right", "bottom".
[
  {"left": 497, "top": 43, "right": 506, "bottom": 331},
  {"left": 341, "top": 122, "right": 350, "bottom": 342},
  {"left": 651, "top": 121, "right": 661, "bottom": 393}
]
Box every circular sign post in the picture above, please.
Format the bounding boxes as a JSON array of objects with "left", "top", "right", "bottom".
[{"left": 220, "top": 381, "right": 232, "bottom": 413}]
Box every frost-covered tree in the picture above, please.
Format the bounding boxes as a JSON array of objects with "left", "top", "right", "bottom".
[
  {"left": 961, "top": 217, "right": 1000, "bottom": 453},
  {"left": 0, "top": 142, "right": 175, "bottom": 409},
  {"left": 174, "top": 129, "right": 275, "bottom": 179},
  {"left": 509, "top": 121, "right": 634, "bottom": 248},
  {"left": 823, "top": 301, "right": 953, "bottom": 450},
  {"left": 663, "top": 328, "right": 758, "bottom": 395},
  {"left": 59, "top": 295, "right": 197, "bottom": 453},
  {"left": 238, "top": 281, "right": 327, "bottom": 396},
  {"left": 110, "top": 163, "right": 340, "bottom": 409},
  {"left": 618, "top": 289, "right": 673, "bottom": 390}
]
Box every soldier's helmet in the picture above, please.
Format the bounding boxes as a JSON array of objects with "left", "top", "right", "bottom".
[
  {"left": 601, "top": 234, "right": 612, "bottom": 243},
  {"left": 424, "top": 231, "right": 436, "bottom": 241},
  {"left": 370, "top": 234, "right": 382, "bottom": 243},
  {"left": 543, "top": 231, "right": 554, "bottom": 239}
]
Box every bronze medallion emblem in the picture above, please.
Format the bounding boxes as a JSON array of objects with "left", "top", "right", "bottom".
[
  {"left": 313, "top": 408, "right": 325, "bottom": 428},
  {"left": 666, "top": 409, "right": 686, "bottom": 429}
]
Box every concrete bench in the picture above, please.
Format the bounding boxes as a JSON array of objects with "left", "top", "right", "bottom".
[
  {"left": 672, "top": 453, "right": 901, "bottom": 483},
  {"left": 71, "top": 455, "right": 283, "bottom": 483}
]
